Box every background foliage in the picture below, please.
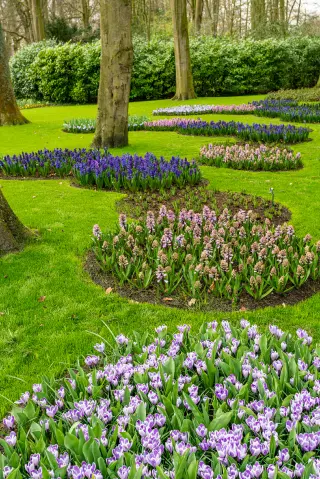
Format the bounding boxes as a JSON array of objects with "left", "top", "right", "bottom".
[{"left": 10, "top": 36, "right": 320, "bottom": 104}]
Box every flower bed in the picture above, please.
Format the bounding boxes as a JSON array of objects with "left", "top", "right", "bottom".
[
  {"left": 0, "top": 149, "right": 201, "bottom": 191},
  {"left": 62, "top": 118, "right": 96, "bottom": 133},
  {"left": 63, "top": 116, "right": 150, "bottom": 134},
  {"left": 131, "top": 119, "right": 310, "bottom": 144},
  {"left": 2, "top": 319, "right": 320, "bottom": 479},
  {"left": 116, "top": 187, "right": 290, "bottom": 226},
  {"left": 92, "top": 207, "right": 319, "bottom": 301},
  {"left": 199, "top": 144, "right": 303, "bottom": 171},
  {"left": 253, "top": 100, "right": 320, "bottom": 123},
  {"left": 152, "top": 104, "right": 257, "bottom": 116}
]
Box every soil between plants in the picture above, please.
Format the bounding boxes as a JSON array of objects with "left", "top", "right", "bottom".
[
  {"left": 84, "top": 185, "right": 320, "bottom": 312},
  {"left": 85, "top": 251, "right": 320, "bottom": 312},
  {"left": 116, "top": 185, "right": 291, "bottom": 226}
]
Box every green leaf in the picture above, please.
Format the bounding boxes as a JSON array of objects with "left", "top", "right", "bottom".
[
  {"left": 64, "top": 433, "right": 80, "bottom": 455},
  {"left": 208, "top": 411, "right": 233, "bottom": 431}
]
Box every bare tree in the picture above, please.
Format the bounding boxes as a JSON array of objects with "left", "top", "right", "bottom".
[
  {"left": 194, "top": 0, "right": 203, "bottom": 32},
  {"left": 31, "top": 0, "right": 46, "bottom": 41},
  {"left": 170, "top": 0, "right": 195, "bottom": 100},
  {"left": 92, "top": 0, "right": 133, "bottom": 148}
]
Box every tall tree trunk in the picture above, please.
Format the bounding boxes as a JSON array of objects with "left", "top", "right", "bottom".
[
  {"left": 31, "top": 0, "right": 45, "bottom": 41},
  {"left": 194, "top": 0, "right": 203, "bottom": 33},
  {"left": 0, "top": 24, "right": 28, "bottom": 126},
  {"left": 211, "top": 0, "right": 220, "bottom": 35},
  {"left": 170, "top": 0, "right": 195, "bottom": 100},
  {"left": 279, "top": 0, "right": 286, "bottom": 35},
  {"left": 81, "top": 0, "right": 90, "bottom": 29},
  {"left": 92, "top": 0, "right": 133, "bottom": 149},
  {"left": 0, "top": 188, "right": 30, "bottom": 255}
]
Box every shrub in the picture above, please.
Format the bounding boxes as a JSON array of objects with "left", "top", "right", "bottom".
[
  {"left": 9, "top": 40, "right": 57, "bottom": 99},
  {"left": 135, "top": 119, "right": 310, "bottom": 144},
  {"left": 2, "top": 319, "right": 320, "bottom": 479},
  {"left": 0, "top": 149, "right": 201, "bottom": 191},
  {"left": 10, "top": 37, "right": 320, "bottom": 103},
  {"left": 62, "top": 116, "right": 149, "bottom": 133},
  {"left": 92, "top": 207, "right": 320, "bottom": 301},
  {"left": 199, "top": 144, "right": 303, "bottom": 171},
  {"left": 267, "top": 87, "right": 320, "bottom": 102}
]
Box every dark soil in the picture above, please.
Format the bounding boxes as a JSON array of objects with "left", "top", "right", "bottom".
[
  {"left": 85, "top": 251, "right": 320, "bottom": 312},
  {"left": 116, "top": 184, "right": 291, "bottom": 226}
]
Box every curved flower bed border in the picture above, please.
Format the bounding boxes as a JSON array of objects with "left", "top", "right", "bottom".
[
  {"left": 0, "top": 150, "right": 201, "bottom": 192},
  {"left": 152, "top": 105, "right": 257, "bottom": 116},
  {"left": 62, "top": 116, "right": 150, "bottom": 134},
  {"left": 131, "top": 119, "right": 310, "bottom": 144},
  {"left": 91, "top": 207, "right": 320, "bottom": 305},
  {"left": 1, "top": 320, "right": 320, "bottom": 479},
  {"left": 199, "top": 144, "right": 303, "bottom": 171}
]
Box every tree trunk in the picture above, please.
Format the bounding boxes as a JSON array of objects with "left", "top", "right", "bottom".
[
  {"left": 170, "top": 0, "right": 195, "bottom": 100},
  {"left": 31, "top": 0, "right": 45, "bottom": 41},
  {"left": 211, "top": 0, "right": 220, "bottom": 35},
  {"left": 279, "top": 0, "right": 286, "bottom": 35},
  {"left": 81, "top": 0, "right": 90, "bottom": 29},
  {"left": 194, "top": 0, "right": 203, "bottom": 33},
  {"left": 0, "top": 188, "right": 30, "bottom": 255},
  {"left": 92, "top": 0, "right": 133, "bottom": 149},
  {"left": 0, "top": 24, "right": 28, "bottom": 126}
]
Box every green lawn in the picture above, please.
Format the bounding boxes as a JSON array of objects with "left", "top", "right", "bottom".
[{"left": 0, "top": 95, "right": 320, "bottom": 416}]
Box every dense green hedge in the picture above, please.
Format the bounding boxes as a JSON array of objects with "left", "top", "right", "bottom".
[{"left": 10, "top": 37, "right": 320, "bottom": 103}]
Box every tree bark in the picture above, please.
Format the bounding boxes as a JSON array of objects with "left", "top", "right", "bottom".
[
  {"left": 0, "top": 23, "right": 28, "bottom": 126},
  {"left": 81, "top": 0, "right": 90, "bottom": 29},
  {"left": 0, "top": 188, "right": 30, "bottom": 255},
  {"left": 170, "top": 0, "right": 196, "bottom": 100},
  {"left": 92, "top": 0, "right": 133, "bottom": 149},
  {"left": 31, "top": 0, "right": 45, "bottom": 41},
  {"left": 194, "top": 0, "right": 203, "bottom": 33}
]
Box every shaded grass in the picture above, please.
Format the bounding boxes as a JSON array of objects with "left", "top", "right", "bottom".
[{"left": 0, "top": 94, "right": 320, "bottom": 415}]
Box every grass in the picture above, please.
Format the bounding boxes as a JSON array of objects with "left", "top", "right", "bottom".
[{"left": 0, "top": 94, "right": 320, "bottom": 416}]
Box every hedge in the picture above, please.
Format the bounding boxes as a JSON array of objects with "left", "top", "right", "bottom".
[{"left": 10, "top": 36, "right": 320, "bottom": 104}]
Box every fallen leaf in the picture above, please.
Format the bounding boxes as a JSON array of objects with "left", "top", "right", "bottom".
[
  {"left": 188, "top": 298, "right": 196, "bottom": 306},
  {"left": 32, "top": 195, "right": 37, "bottom": 198},
  {"left": 105, "top": 287, "right": 113, "bottom": 295},
  {"left": 38, "top": 296, "right": 46, "bottom": 302},
  {"left": 163, "top": 297, "right": 173, "bottom": 302},
  {"left": 0, "top": 312, "right": 5, "bottom": 316}
]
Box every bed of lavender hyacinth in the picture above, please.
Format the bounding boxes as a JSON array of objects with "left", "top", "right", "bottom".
[
  {"left": 199, "top": 144, "right": 303, "bottom": 171},
  {"left": 92, "top": 207, "right": 320, "bottom": 301},
  {"left": 131, "top": 119, "right": 310, "bottom": 144},
  {"left": 252, "top": 100, "right": 320, "bottom": 124},
  {"left": 1, "top": 320, "right": 320, "bottom": 479},
  {"left": 0, "top": 149, "right": 201, "bottom": 191},
  {"left": 152, "top": 105, "right": 257, "bottom": 116}
]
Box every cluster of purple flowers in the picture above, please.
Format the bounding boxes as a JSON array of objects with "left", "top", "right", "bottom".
[
  {"left": 152, "top": 104, "right": 257, "bottom": 116},
  {"left": 133, "top": 119, "right": 310, "bottom": 144},
  {"left": 252, "top": 99, "right": 320, "bottom": 123},
  {"left": 200, "top": 144, "right": 303, "bottom": 171},
  {"left": 0, "top": 149, "right": 201, "bottom": 191},
  {"left": 1, "top": 320, "right": 320, "bottom": 479},
  {"left": 92, "top": 206, "right": 320, "bottom": 301}
]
